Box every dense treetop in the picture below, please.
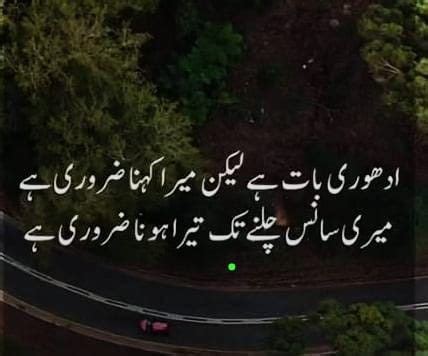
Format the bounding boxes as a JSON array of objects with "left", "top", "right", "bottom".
[
  {"left": 359, "top": 0, "right": 428, "bottom": 131},
  {"left": 2, "top": 0, "right": 200, "bottom": 226}
]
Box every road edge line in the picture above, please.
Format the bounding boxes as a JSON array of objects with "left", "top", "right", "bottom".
[{"left": 0, "top": 290, "right": 336, "bottom": 355}]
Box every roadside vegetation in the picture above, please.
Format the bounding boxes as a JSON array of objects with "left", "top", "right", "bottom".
[{"left": 268, "top": 300, "right": 428, "bottom": 355}]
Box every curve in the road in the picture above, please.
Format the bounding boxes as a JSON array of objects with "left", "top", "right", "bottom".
[
  {"left": 1, "top": 251, "right": 427, "bottom": 325},
  {"left": 0, "top": 251, "right": 280, "bottom": 324}
]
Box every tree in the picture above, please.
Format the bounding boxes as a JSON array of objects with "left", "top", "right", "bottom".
[
  {"left": 315, "top": 300, "right": 415, "bottom": 356},
  {"left": 359, "top": 0, "right": 428, "bottom": 131},
  {"left": 415, "top": 320, "right": 428, "bottom": 351},
  {"left": 161, "top": 22, "right": 243, "bottom": 122},
  {"left": 267, "top": 317, "right": 306, "bottom": 355},
  {"left": 3, "top": 0, "right": 200, "bottom": 229}
]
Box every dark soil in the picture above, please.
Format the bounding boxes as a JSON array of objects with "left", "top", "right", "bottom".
[{"left": 0, "top": 303, "right": 156, "bottom": 356}]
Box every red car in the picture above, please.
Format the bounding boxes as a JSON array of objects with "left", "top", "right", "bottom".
[{"left": 139, "top": 319, "right": 170, "bottom": 335}]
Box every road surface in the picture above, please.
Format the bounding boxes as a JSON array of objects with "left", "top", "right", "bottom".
[{"left": 0, "top": 212, "right": 425, "bottom": 351}]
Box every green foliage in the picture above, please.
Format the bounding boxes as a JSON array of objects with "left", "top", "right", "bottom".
[
  {"left": 3, "top": 0, "right": 200, "bottom": 228},
  {"left": 162, "top": 22, "right": 243, "bottom": 122},
  {"left": 268, "top": 317, "right": 306, "bottom": 355},
  {"left": 174, "top": 0, "right": 274, "bottom": 39},
  {"left": 315, "top": 300, "right": 415, "bottom": 356},
  {"left": 268, "top": 301, "right": 427, "bottom": 356},
  {"left": 359, "top": 0, "right": 428, "bottom": 131},
  {"left": 415, "top": 320, "right": 428, "bottom": 350},
  {"left": 175, "top": 0, "right": 203, "bottom": 39}
]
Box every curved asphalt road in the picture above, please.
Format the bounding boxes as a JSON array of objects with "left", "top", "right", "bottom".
[{"left": 0, "top": 212, "right": 426, "bottom": 350}]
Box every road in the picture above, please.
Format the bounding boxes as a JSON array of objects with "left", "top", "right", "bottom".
[{"left": 0, "top": 212, "right": 426, "bottom": 351}]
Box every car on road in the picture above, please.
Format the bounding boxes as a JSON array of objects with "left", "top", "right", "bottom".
[{"left": 139, "top": 319, "right": 170, "bottom": 335}]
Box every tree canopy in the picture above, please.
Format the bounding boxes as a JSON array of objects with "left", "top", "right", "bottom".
[
  {"left": 161, "top": 22, "right": 243, "bottom": 122},
  {"left": 268, "top": 300, "right": 428, "bottom": 355},
  {"left": 359, "top": 0, "right": 428, "bottom": 131},
  {"left": 267, "top": 317, "right": 306, "bottom": 355},
  {"left": 2, "top": 0, "right": 200, "bottom": 227},
  {"left": 315, "top": 300, "right": 421, "bottom": 355}
]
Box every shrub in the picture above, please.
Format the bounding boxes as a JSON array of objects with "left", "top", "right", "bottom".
[{"left": 162, "top": 22, "right": 243, "bottom": 122}]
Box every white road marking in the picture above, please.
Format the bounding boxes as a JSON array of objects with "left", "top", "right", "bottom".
[
  {"left": 0, "top": 251, "right": 426, "bottom": 325},
  {"left": 0, "top": 252, "right": 279, "bottom": 324}
]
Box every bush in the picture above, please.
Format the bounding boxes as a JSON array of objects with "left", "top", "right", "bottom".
[
  {"left": 268, "top": 317, "right": 306, "bottom": 355},
  {"left": 162, "top": 22, "right": 243, "bottom": 122},
  {"left": 415, "top": 320, "right": 428, "bottom": 351},
  {"left": 315, "top": 300, "right": 415, "bottom": 356}
]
